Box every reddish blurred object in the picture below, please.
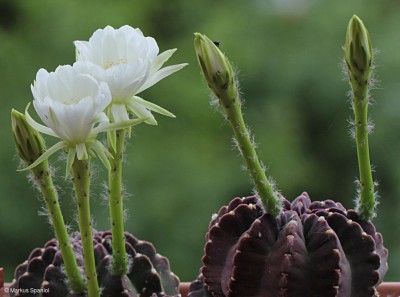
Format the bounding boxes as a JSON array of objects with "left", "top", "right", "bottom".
[
  {"left": 179, "top": 282, "right": 190, "bottom": 297},
  {"left": 0, "top": 268, "right": 3, "bottom": 288},
  {"left": 378, "top": 282, "right": 400, "bottom": 296}
]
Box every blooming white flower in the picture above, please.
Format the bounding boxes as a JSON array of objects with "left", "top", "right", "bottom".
[
  {"left": 74, "top": 25, "right": 187, "bottom": 125},
  {"left": 25, "top": 63, "right": 147, "bottom": 174}
]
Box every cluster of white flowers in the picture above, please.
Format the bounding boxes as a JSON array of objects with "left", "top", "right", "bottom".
[{"left": 25, "top": 25, "right": 186, "bottom": 172}]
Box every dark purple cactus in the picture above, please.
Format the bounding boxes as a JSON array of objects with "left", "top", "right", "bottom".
[
  {"left": 188, "top": 275, "right": 212, "bottom": 297},
  {"left": 190, "top": 192, "right": 388, "bottom": 297},
  {"left": 9, "top": 230, "right": 179, "bottom": 297}
]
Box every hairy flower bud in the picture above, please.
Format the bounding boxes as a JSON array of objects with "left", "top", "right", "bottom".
[
  {"left": 345, "top": 15, "right": 373, "bottom": 78},
  {"left": 194, "top": 33, "right": 235, "bottom": 97},
  {"left": 11, "top": 109, "right": 46, "bottom": 165}
]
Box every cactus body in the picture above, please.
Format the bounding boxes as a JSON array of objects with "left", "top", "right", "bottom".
[
  {"left": 193, "top": 193, "right": 388, "bottom": 297},
  {"left": 10, "top": 230, "right": 179, "bottom": 297}
]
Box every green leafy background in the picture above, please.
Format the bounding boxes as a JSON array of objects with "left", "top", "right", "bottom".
[{"left": 1, "top": 0, "right": 400, "bottom": 282}]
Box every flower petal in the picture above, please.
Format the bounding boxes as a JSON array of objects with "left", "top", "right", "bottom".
[
  {"left": 150, "top": 49, "right": 177, "bottom": 74},
  {"left": 107, "top": 129, "right": 117, "bottom": 153},
  {"left": 90, "top": 139, "right": 112, "bottom": 171},
  {"left": 137, "top": 63, "right": 188, "bottom": 93},
  {"left": 18, "top": 141, "right": 65, "bottom": 171},
  {"left": 65, "top": 147, "right": 76, "bottom": 178},
  {"left": 76, "top": 143, "right": 88, "bottom": 160},
  {"left": 25, "top": 103, "right": 58, "bottom": 138},
  {"left": 131, "top": 96, "right": 175, "bottom": 118},
  {"left": 93, "top": 117, "right": 149, "bottom": 134},
  {"left": 126, "top": 100, "right": 157, "bottom": 125},
  {"left": 111, "top": 103, "right": 130, "bottom": 123}
]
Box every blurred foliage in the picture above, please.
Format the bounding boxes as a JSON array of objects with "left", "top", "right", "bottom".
[{"left": 1, "top": 0, "right": 400, "bottom": 283}]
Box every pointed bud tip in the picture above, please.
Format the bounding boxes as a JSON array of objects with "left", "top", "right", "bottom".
[
  {"left": 194, "top": 33, "right": 234, "bottom": 95},
  {"left": 345, "top": 15, "right": 372, "bottom": 76},
  {"left": 11, "top": 108, "right": 24, "bottom": 123},
  {"left": 350, "top": 15, "right": 362, "bottom": 24},
  {"left": 347, "top": 15, "right": 367, "bottom": 38},
  {"left": 193, "top": 32, "right": 203, "bottom": 40},
  {"left": 11, "top": 108, "right": 20, "bottom": 116}
]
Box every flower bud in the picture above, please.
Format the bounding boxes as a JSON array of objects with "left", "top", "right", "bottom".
[
  {"left": 345, "top": 15, "right": 373, "bottom": 77},
  {"left": 194, "top": 33, "right": 235, "bottom": 96},
  {"left": 11, "top": 109, "right": 46, "bottom": 165}
]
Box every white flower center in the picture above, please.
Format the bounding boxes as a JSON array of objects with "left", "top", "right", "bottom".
[
  {"left": 61, "top": 97, "right": 81, "bottom": 105},
  {"left": 103, "top": 58, "right": 128, "bottom": 70}
]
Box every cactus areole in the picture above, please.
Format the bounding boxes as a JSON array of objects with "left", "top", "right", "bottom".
[
  {"left": 10, "top": 230, "right": 180, "bottom": 297},
  {"left": 190, "top": 193, "right": 388, "bottom": 297}
]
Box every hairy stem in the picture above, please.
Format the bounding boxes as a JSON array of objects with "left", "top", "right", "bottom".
[
  {"left": 352, "top": 79, "right": 375, "bottom": 220},
  {"left": 108, "top": 129, "right": 128, "bottom": 275},
  {"left": 345, "top": 15, "right": 376, "bottom": 221},
  {"left": 219, "top": 85, "right": 281, "bottom": 216},
  {"left": 194, "top": 33, "right": 281, "bottom": 216},
  {"left": 32, "top": 161, "right": 85, "bottom": 293},
  {"left": 72, "top": 158, "right": 99, "bottom": 297}
]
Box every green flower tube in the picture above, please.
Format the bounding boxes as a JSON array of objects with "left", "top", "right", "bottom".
[
  {"left": 71, "top": 158, "right": 100, "bottom": 297},
  {"left": 108, "top": 128, "right": 129, "bottom": 276}
]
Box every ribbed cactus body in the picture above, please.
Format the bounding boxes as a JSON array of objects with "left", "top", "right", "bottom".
[
  {"left": 196, "top": 193, "right": 388, "bottom": 297},
  {"left": 10, "top": 230, "right": 179, "bottom": 297}
]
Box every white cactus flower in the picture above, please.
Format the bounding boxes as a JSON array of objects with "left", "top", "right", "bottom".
[
  {"left": 25, "top": 63, "right": 146, "bottom": 174},
  {"left": 74, "top": 25, "right": 187, "bottom": 126}
]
